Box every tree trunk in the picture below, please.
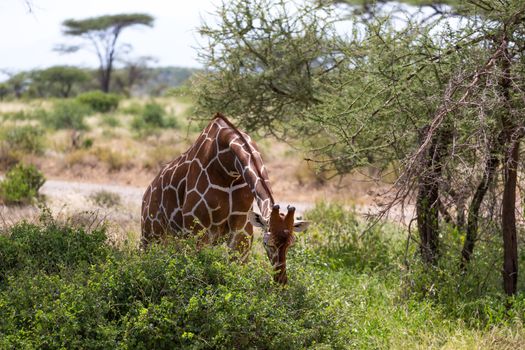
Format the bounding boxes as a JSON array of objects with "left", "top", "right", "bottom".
[
  {"left": 100, "top": 68, "right": 111, "bottom": 93},
  {"left": 416, "top": 129, "right": 449, "bottom": 264},
  {"left": 461, "top": 149, "right": 499, "bottom": 267},
  {"left": 455, "top": 196, "right": 466, "bottom": 230},
  {"left": 496, "top": 33, "right": 520, "bottom": 296},
  {"left": 502, "top": 140, "right": 519, "bottom": 296}
]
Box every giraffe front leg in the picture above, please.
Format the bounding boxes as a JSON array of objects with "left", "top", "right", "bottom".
[{"left": 227, "top": 224, "right": 254, "bottom": 263}]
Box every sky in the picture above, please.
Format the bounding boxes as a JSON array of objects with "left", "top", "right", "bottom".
[{"left": 0, "top": 0, "right": 219, "bottom": 78}]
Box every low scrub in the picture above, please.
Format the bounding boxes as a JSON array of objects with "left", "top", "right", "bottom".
[
  {"left": 1, "top": 108, "right": 47, "bottom": 121},
  {"left": 0, "top": 163, "right": 45, "bottom": 205},
  {"left": 100, "top": 114, "right": 121, "bottom": 127},
  {"left": 0, "top": 216, "right": 342, "bottom": 349},
  {"left": 131, "top": 102, "right": 178, "bottom": 132},
  {"left": 0, "top": 213, "right": 109, "bottom": 280},
  {"left": 142, "top": 144, "right": 182, "bottom": 170},
  {"left": 76, "top": 91, "right": 120, "bottom": 113},
  {"left": 93, "top": 147, "right": 131, "bottom": 172},
  {"left": 0, "top": 205, "right": 525, "bottom": 348},
  {"left": 44, "top": 100, "right": 91, "bottom": 130},
  {"left": 89, "top": 190, "right": 121, "bottom": 208},
  {"left": 63, "top": 149, "right": 97, "bottom": 168},
  {"left": 0, "top": 124, "right": 45, "bottom": 155}
]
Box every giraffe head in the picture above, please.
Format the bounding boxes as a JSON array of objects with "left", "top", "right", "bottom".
[{"left": 249, "top": 204, "right": 310, "bottom": 284}]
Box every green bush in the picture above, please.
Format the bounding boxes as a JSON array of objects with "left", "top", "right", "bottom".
[
  {"left": 101, "top": 114, "right": 121, "bottom": 127},
  {"left": 119, "top": 102, "right": 143, "bottom": 115},
  {"left": 142, "top": 102, "right": 165, "bottom": 126},
  {"left": 303, "top": 203, "right": 394, "bottom": 272},
  {"left": 44, "top": 100, "right": 91, "bottom": 130},
  {"left": 0, "top": 223, "right": 343, "bottom": 349},
  {"left": 1, "top": 109, "right": 47, "bottom": 121},
  {"left": 1, "top": 204, "right": 525, "bottom": 348},
  {"left": 0, "top": 219, "right": 108, "bottom": 278},
  {"left": 0, "top": 163, "right": 45, "bottom": 205},
  {"left": 131, "top": 102, "right": 178, "bottom": 131},
  {"left": 76, "top": 91, "right": 120, "bottom": 113},
  {"left": 0, "top": 125, "right": 45, "bottom": 154},
  {"left": 82, "top": 137, "right": 94, "bottom": 149}
]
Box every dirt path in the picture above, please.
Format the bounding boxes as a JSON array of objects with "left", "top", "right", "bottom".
[
  {"left": 1, "top": 178, "right": 413, "bottom": 237},
  {"left": 0, "top": 179, "right": 317, "bottom": 231},
  {"left": 40, "top": 179, "right": 315, "bottom": 215}
]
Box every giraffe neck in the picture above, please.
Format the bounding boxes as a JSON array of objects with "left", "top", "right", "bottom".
[
  {"left": 216, "top": 117, "right": 275, "bottom": 221},
  {"left": 230, "top": 137, "right": 274, "bottom": 220}
]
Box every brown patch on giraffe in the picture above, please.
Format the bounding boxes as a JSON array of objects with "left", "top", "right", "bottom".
[
  {"left": 195, "top": 137, "right": 214, "bottom": 160},
  {"left": 218, "top": 150, "right": 236, "bottom": 171},
  {"left": 205, "top": 188, "right": 229, "bottom": 211},
  {"left": 228, "top": 213, "right": 248, "bottom": 231},
  {"left": 193, "top": 200, "right": 211, "bottom": 227},
  {"left": 183, "top": 190, "right": 202, "bottom": 210},
  {"left": 209, "top": 170, "right": 235, "bottom": 188},
  {"left": 163, "top": 188, "right": 179, "bottom": 215},
  {"left": 231, "top": 188, "right": 252, "bottom": 212},
  {"left": 171, "top": 210, "right": 183, "bottom": 230},
  {"left": 195, "top": 173, "right": 208, "bottom": 194},
  {"left": 186, "top": 162, "right": 202, "bottom": 189}
]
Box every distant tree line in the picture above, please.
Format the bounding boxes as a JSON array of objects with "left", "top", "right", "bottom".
[
  {"left": 0, "top": 66, "right": 198, "bottom": 100},
  {"left": 0, "top": 12, "right": 191, "bottom": 99}
]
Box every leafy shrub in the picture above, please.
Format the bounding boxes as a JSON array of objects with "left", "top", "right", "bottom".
[
  {"left": 1, "top": 108, "right": 47, "bottom": 121},
  {"left": 0, "top": 125, "right": 45, "bottom": 154},
  {"left": 0, "top": 237, "right": 343, "bottom": 349},
  {"left": 101, "top": 114, "right": 121, "bottom": 127},
  {"left": 76, "top": 91, "right": 120, "bottom": 113},
  {"left": 0, "top": 218, "right": 108, "bottom": 278},
  {"left": 89, "top": 190, "right": 121, "bottom": 208},
  {"left": 82, "top": 137, "right": 94, "bottom": 149},
  {"left": 131, "top": 102, "right": 178, "bottom": 131},
  {"left": 44, "top": 100, "right": 91, "bottom": 130},
  {"left": 0, "top": 163, "right": 45, "bottom": 205},
  {"left": 303, "top": 203, "right": 394, "bottom": 272},
  {"left": 119, "top": 101, "right": 143, "bottom": 115},
  {"left": 1, "top": 205, "right": 525, "bottom": 348}
]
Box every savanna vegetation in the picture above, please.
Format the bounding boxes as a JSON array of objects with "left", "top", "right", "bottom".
[
  {"left": 2, "top": 204, "right": 525, "bottom": 349},
  {"left": 3, "top": 0, "right": 525, "bottom": 348}
]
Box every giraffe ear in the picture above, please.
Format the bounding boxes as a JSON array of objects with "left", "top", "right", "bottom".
[
  {"left": 293, "top": 221, "right": 310, "bottom": 232},
  {"left": 248, "top": 212, "right": 268, "bottom": 229}
]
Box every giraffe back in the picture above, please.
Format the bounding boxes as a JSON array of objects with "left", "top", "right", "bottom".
[{"left": 141, "top": 113, "right": 271, "bottom": 248}]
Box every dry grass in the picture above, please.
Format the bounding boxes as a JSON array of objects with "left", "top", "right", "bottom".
[
  {"left": 92, "top": 147, "right": 132, "bottom": 172},
  {"left": 63, "top": 149, "right": 98, "bottom": 168},
  {"left": 89, "top": 190, "right": 122, "bottom": 208},
  {"left": 390, "top": 325, "right": 525, "bottom": 350},
  {"left": 0, "top": 97, "right": 386, "bottom": 205}
]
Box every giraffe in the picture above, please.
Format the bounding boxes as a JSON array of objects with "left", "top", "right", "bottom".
[{"left": 141, "top": 113, "right": 310, "bottom": 284}]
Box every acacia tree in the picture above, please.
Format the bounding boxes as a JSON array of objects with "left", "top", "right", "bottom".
[
  {"left": 195, "top": 0, "right": 525, "bottom": 295},
  {"left": 31, "top": 66, "right": 89, "bottom": 97},
  {"left": 59, "top": 14, "right": 154, "bottom": 92},
  {"left": 3, "top": 71, "right": 30, "bottom": 98}
]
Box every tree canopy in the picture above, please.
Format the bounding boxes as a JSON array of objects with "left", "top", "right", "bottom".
[
  {"left": 195, "top": 0, "right": 525, "bottom": 295},
  {"left": 62, "top": 14, "right": 154, "bottom": 36},
  {"left": 60, "top": 13, "right": 154, "bottom": 92},
  {"left": 31, "top": 66, "right": 89, "bottom": 98}
]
